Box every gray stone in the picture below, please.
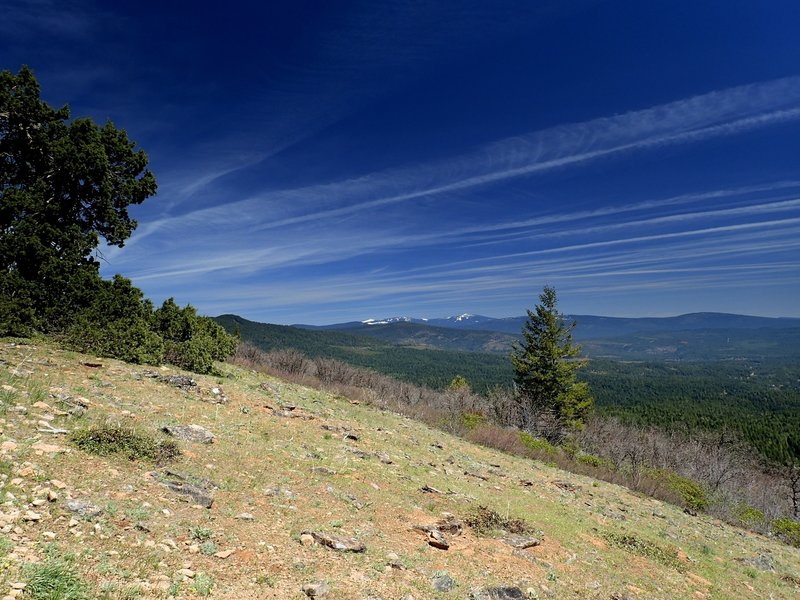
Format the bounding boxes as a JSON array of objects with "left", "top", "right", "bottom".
[
  {"left": 151, "top": 470, "right": 216, "bottom": 508},
  {"left": 432, "top": 572, "right": 456, "bottom": 592},
  {"left": 162, "top": 424, "right": 215, "bottom": 444},
  {"left": 311, "top": 467, "right": 336, "bottom": 476},
  {"left": 158, "top": 375, "right": 198, "bottom": 391},
  {"left": 736, "top": 554, "right": 775, "bottom": 572},
  {"left": 437, "top": 513, "right": 463, "bottom": 535},
  {"left": 66, "top": 499, "right": 103, "bottom": 519},
  {"left": 302, "top": 582, "right": 330, "bottom": 597},
  {"left": 302, "top": 531, "right": 365, "bottom": 552},
  {"left": 470, "top": 587, "right": 525, "bottom": 600},
  {"left": 207, "top": 386, "right": 228, "bottom": 404},
  {"left": 264, "top": 487, "right": 295, "bottom": 499},
  {"left": 502, "top": 533, "right": 541, "bottom": 549}
]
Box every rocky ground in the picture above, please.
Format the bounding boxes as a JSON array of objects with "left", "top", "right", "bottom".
[{"left": 0, "top": 340, "right": 798, "bottom": 599}]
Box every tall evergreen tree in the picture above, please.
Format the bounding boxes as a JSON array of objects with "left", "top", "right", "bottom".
[
  {"left": 0, "top": 66, "right": 157, "bottom": 334},
  {"left": 511, "top": 286, "right": 593, "bottom": 436}
]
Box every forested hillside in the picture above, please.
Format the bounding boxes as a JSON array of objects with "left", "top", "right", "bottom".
[{"left": 217, "top": 314, "right": 800, "bottom": 463}]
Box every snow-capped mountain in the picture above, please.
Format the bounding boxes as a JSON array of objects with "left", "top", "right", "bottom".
[
  {"left": 361, "top": 316, "right": 414, "bottom": 325},
  {"left": 359, "top": 314, "right": 499, "bottom": 328}
]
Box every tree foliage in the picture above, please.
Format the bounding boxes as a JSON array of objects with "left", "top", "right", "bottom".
[
  {"left": 154, "top": 298, "right": 238, "bottom": 374},
  {"left": 0, "top": 67, "right": 236, "bottom": 373},
  {"left": 510, "top": 286, "right": 593, "bottom": 434},
  {"left": 1, "top": 66, "right": 156, "bottom": 335}
]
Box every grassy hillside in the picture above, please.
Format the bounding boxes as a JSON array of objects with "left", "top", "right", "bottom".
[{"left": 0, "top": 340, "right": 798, "bottom": 598}]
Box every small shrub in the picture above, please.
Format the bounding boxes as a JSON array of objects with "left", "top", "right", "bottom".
[
  {"left": 70, "top": 424, "right": 180, "bottom": 463},
  {"left": 193, "top": 573, "right": 214, "bottom": 597},
  {"left": 734, "top": 504, "right": 766, "bottom": 527},
  {"left": 23, "top": 555, "right": 91, "bottom": 600},
  {"left": 519, "top": 432, "right": 557, "bottom": 455},
  {"left": 154, "top": 298, "right": 237, "bottom": 374},
  {"left": 0, "top": 535, "right": 13, "bottom": 556},
  {"left": 461, "top": 411, "right": 486, "bottom": 431},
  {"left": 199, "top": 541, "right": 218, "bottom": 556},
  {"left": 576, "top": 452, "right": 615, "bottom": 470},
  {"left": 560, "top": 436, "right": 581, "bottom": 458},
  {"left": 648, "top": 469, "right": 709, "bottom": 511},
  {"left": 771, "top": 518, "right": 800, "bottom": 548},
  {"left": 64, "top": 275, "right": 164, "bottom": 365},
  {"left": 189, "top": 526, "right": 214, "bottom": 541},
  {"left": 602, "top": 531, "right": 685, "bottom": 571},
  {"left": 466, "top": 505, "right": 531, "bottom": 535}
]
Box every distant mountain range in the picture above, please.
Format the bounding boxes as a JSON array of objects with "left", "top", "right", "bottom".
[
  {"left": 214, "top": 311, "right": 800, "bottom": 362},
  {"left": 295, "top": 311, "right": 800, "bottom": 338}
]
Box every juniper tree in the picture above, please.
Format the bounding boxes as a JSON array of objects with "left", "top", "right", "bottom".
[
  {"left": 0, "top": 66, "right": 157, "bottom": 334},
  {"left": 510, "top": 286, "right": 593, "bottom": 437}
]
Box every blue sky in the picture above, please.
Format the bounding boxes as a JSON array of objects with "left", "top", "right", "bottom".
[{"left": 3, "top": 0, "right": 800, "bottom": 323}]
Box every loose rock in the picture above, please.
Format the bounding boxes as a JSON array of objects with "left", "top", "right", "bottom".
[
  {"left": 301, "top": 531, "right": 366, "bottom": 553},
  {"left": 158, "top": 375, "right": 198, "bottom": 391},
  {"left": 207, "top": 386, "right": 228, "bottom": 404},
  {"left": 432, "top": 572, "right": 456, "bottom": 592},
  {"left": 162, "top": 424, "right": 215, "bottom": 444},
  {"left": 470, "top": 587, "right": 525, "bottom": 599},
  {"left": 427, "top": 529, "right": 449, "bottom": 550},
  {"left": 502, "top": 533, "right": 541, "bottom": 549},
  {"left": 67, "top": 499, "right": 103, "bottom": 519},
  {"left": 302, "top": 582, "right": 330, "bottom": 597},
  {"left": 151, "top": 470, "right": 216, "bottom": 508}
]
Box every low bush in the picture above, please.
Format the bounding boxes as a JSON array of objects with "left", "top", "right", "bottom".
[
  {"left": 64, "top": 275, "right": 164, "bottom": 365},
  {"left": 602, "top": 531, "right": 685, "bottom": 571},
  {"left": 466, "top": 423, "right": 532, "bottom": 457},
  {"left": 649, "top": 469, "right": 709, "bottom": 511},
  {"left": 466, "top": 505, "right": 531, "bottom": 535},
  {"left": 518, "top": 431, "right": 557, "bottom": 455},
  {"left": 576, "top": 452, "right": 615, "bottom": 470},
  {"left": 70, "top": 423, "right": 181, "bottom": 464},
  {"left": 63, "top": 284, "right": 236, "bottom": 375},
  {"left": 461, "top": 411, "right": 486, "bottom": 431},
  {"left": 771, "top": 518, "right": 800, "bottom": 547},
  {"left": 155, "top": 299, "right": 237, "bottom": 374},
  {"left": 734, "top": 504, "right": 766, "bottom": 527}
]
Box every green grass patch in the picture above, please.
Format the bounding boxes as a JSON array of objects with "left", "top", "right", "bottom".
[
  {"left": 199, "top": 541, "right": 218, "bottom": 556},
  {"left": 0, "top": 534, "right": 13, "bottom": 556},
  {"left": 23, "top": 554, "right": 92, "bottom": 600},
  {"left": 70, "top": 423, "right": 180, "bottom": 463}
]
